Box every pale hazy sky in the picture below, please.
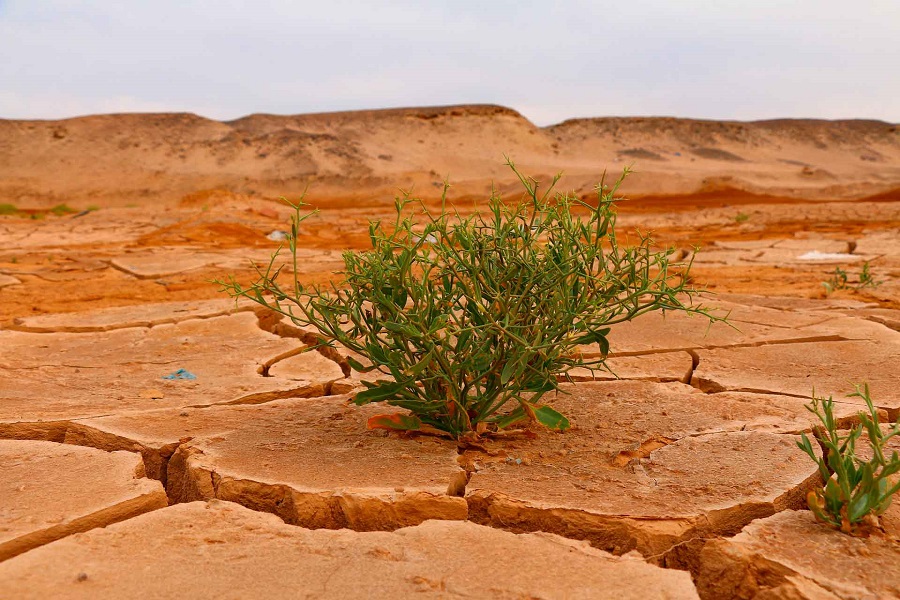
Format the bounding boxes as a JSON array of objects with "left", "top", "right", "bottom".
[{"left": 1, "top": 0, "right": 898, "bottom": 125}]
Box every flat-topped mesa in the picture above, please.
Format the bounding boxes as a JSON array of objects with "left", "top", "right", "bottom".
[{"left": 227, "top": 103, "right": 529, "bottom": 130}]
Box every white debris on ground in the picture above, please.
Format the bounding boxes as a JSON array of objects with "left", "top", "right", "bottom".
[{"left": 796, "top": 251, "right": 865, "bottom": 261}]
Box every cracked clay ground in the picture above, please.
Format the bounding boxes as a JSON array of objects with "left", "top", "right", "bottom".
[{"left": 1, "top": 192, "right": 899, "bottom": 599}]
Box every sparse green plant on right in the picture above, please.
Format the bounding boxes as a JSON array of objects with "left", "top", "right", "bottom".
[
  {"left": 857, "top": 261, "right": 881, "bottom": 289},
  {"left": 821, "top": 262, "right": 881, "bottom": 294},
  {"left": 734, "top": 212, "right": 750, "bottom": 224},
  {"left": 821, "top": 266, "right": 848, "bottom": 293},
  {"left": 797, "top": 384, "right": 900, "bottom": 534}
]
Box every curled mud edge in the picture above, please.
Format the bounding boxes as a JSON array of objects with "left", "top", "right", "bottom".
[
  {"left": 254, "top": 308, "right": 352, "bottom": 377},
  {"left": 165, "top": 443, "right": 469, "bottom": 530}
]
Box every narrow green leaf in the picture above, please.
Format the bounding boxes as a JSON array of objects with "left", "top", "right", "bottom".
[
  {"left": 407, "top": 350, "right": 434, "bottom": 376},
  {"left": 533, "top": 404, "right": 570, "bottom": 431},
  {"left": 491, "top": 406, "right": 528, "bottom": 429},
  {"left": 456, "top": 329, "right": 471, "bottom": 351},
  {"left": 353, "top": 381, "right": 406, "bottom": 405},
  {"left": 596, "top": 329, "right": 611, "bottom": 356},
  {"left": 384, "top": 321, "right": 415, "bottom": 336},
  {"left": 345, "top": 355, "right": 376, "bottom": 373},
  {"left": 500, "top": 359, "right": 519, "bottom": 385},
  {"left": 365, "top": 342, "right": 388, "bottom": 365},
  {"left": 367, "top": 413, "right": 422, "bottom": 431},
  {"left": 849, "top": 490, "right": 871, "bottom": 522}
]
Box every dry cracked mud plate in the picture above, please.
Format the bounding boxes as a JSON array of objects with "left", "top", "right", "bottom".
[
  {"left": 579, "top": 302, "right": 844, "bottom": 358},
  {"left": 854, "top": 229, "right": 900, "bottom": 258},
  {"left": 695, "top": 237, "right": 883, "bottom": 268},
  {"left": 0, "top": 274, "right": 21, "bottom": 289},
  {"left": 693, "top": 337, "right": 900, "bottom": 419},
  {"left": 460, "top": 382, "right": 835, "bottom": 566},
  {"left": 859, "top": 307, "right": 900, "bottom": 333},
  {"left": 0, "top": 500, "right": 700, "bottom": 600},
  {"left": 546, "top": 381, "right": 865, "bottom": 440},
  {"left": 695, "top": 508, "right": 900, "bottom": 599},
  {"left": 564, "top": 351, "right": 694, "bottom": 384},
  {"left": 9, "top": 298, "right": 255, "bottom": 333},
  {"left": 109, "top": 249, "right": 234, "bottom": 279},
  {"left": 0, "top": 311, "right": 346, "bottom": 431},
  {"left": 65, "top": 395, "right": 467, "bottom": 530},
  {"left": 710, "top": 293, "right": 877, "bottom": 313},
  {"left": 108, "top": 246, "right": 342, "bottom": 279},
  {"left": 0, "top": 210, "right": 160, "bottom": 250},
  {"left": 0, "top": 439, "right": 167, "bottom": 562}
]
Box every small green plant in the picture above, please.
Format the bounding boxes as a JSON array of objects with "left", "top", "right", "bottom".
[
  {"left": 821, "top": 266, "right": 848, "bottom": 294},
  {"left": 822, "top": 262, "right": 881, "bottom": 294},
  {"left": 0, "top": 203, "right": 19, "bottom": 216},
  {"left": 858, "top": 261, "right": 881, "bottom": 289},
  {"left": 222, "top": 160, "right": 716, "bottom": 438},
  {"left": 49, "top": 204, "right": 77, "bottom": 216},
  {"left": 797, "top": 384, "right": 900, "bottom": 534},
  {"left": 734, "top": 212, "right": 750, "bottom": 223}
]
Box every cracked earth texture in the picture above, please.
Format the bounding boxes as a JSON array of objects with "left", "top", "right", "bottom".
[{"left": 1, "top": 110, "right": 899, "bottom": 598}]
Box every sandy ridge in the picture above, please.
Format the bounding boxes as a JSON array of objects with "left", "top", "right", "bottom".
[{"left": 1, "top": 104, "right": 898, "bottom": 208}]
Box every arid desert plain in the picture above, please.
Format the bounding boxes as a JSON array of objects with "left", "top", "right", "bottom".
[{"left": 1, "top": 105, "right": 899, "bottom": 598}]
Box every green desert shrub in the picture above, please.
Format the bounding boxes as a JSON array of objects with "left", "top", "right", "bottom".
[
  {"left": 798, "top": 384, "right": 900, "bottom": 533},
  {"left": 222, "top": 160, "right": 715, "bottom": 438}
]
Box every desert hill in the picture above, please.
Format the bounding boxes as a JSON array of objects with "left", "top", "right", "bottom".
[{"left": 1, "top": 104, "right": 898, "bottom": 208}]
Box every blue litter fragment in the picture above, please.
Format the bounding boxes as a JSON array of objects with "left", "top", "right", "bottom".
[{"left": 162, "top": 368, "right": 197, "bottom": 380}]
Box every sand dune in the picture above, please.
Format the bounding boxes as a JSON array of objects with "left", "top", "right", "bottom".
[{"left": 1, "top": 105, "right": 897, "bottom": 208}]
